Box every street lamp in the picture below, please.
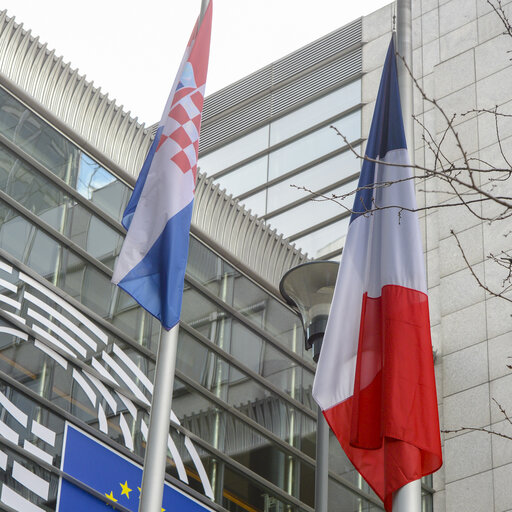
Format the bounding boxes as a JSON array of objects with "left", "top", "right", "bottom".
[
  {"left": 279, "top": 261, "right": 339, "bottom": 361},
  {"left": 279, "top": 261, "right": 339, "bottom": 512}
]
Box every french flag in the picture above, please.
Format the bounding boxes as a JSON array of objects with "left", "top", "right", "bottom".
[
  {"left": 112, "top": 2, "right": 212, "bottom": 330},
  {"left": 312, "top": 39, "right": 442, "bottom": 511}
]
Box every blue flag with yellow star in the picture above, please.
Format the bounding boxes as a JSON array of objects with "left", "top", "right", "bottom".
[{"left": 57, "top": 424, "right": 213, "bottom": 512}]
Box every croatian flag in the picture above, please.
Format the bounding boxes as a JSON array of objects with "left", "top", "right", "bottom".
[
  {"left": 312, "top": 39, "right": 442, "bottom": 511},
  {"left": 112, "top": 2, "right": 212, "bottom": 330}
]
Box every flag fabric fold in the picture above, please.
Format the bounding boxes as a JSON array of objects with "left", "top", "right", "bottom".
[
  {"left": 112, "top": 3, "right": 212, "bottom": 330},
  {"left": 312, "top": 38, "right": 442, "bottom": 511}
]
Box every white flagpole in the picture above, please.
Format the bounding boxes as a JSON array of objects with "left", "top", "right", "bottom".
[
  {"left": 139, "top": 325, "right": 180, "bottom": 512},
  {"left": 394, "top": 0, "right": 422, "bottom": 511},
  {"left": 138, "top": 3, "right": 210, "bottom": 511}
]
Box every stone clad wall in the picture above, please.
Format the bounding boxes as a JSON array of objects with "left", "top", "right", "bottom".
[{"left": 363, "top": 1, "right": 512, "bottom": 510}]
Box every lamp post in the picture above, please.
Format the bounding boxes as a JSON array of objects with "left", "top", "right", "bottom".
[{"left": 279, "top": 261, "right": 339, "bottom": 512}]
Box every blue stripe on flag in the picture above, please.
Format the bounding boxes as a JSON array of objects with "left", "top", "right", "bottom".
[
  {"left": 121, "top": 126, "right": 164, "bottom": 231},
  {"left": 118, "top": 200, "right": 193, "bottom": 330},
  {"left": 350, "top": 39, "right": 407, "bottom": 223}
]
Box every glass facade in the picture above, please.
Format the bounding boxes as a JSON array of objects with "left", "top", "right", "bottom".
[
  {"left": 0, "top": 84, "right": 425, "bottom": 512},
  {"left": 200, "top": 80, "right": 363, "bottom": 260}
]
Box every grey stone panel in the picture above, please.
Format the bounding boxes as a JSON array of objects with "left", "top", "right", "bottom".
[
  {"left": 434, "top": 51, "right": 475, "bottom": 101},
  {"left": 440, "top": 20, "right": 478, "bottom": 62},
  {"left": 423, "top": 38, "right": 441, "bottom": 76},
  {"left": 427, "top": 247, "right": 441, "bottom": 288},
  {"left": 475, "top": 33, "right": 512, "bottom": 81},
  {"left": 477, "top": 65, "right": 512, "bottom": 109},
  {"left": 439, "top": 224, "right": 484, "bottom": 278},
  {"left": 423, "top": 0, "right": 440, "bottom": 15},
  {"left": 486, "top": 295, "right": 512, "bottom": 340},
  {"left": 440, "top": 263, "right": 486, "bottom": 316},
  {"left": 434, "top": 83, "right": 477, "bottom": 132},
  {"left": 443, "top": 383, "right": 491, "bottom": 439},
  {"left": 362, "top": 3, "right": 394, "bottom": 42},
  {"left": 494, "top": 463, "right": 512, "bottom": 512},
  {"left": 443, "top": 342, "right": 489, "bottom": 396},
  {"left": 477, "top": 115, "right": 512, "bottom": 167},
  {"left": 490, "top": 420, "right": 512, "bottom": 468},
  {"left": 445, "top": 470, "right": 494, "bottom": 511},
  {"left": 488, "top": 333, "right": 512, "bottom": 382},
  {"left": 441, "top": 301, "right": 487, "bottom": 355},
  {"left": 438, "top": 202, "right": 482, "bottom": 240},
  {"left": 444, "top": 429, "right": 492, "bottom": 482},
  {"left": 422, "top": 8, "right": 440, "bottom": 45},
  {"left": 439, "top": 0, "right": 477, "bottom": 36},
  {"left": 490, "top": 375, "right": 512, "bottom": 424},
  {"left": 361, "top": 32, "right": 391, "bottom": 75}
]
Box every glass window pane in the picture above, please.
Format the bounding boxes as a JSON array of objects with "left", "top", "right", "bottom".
[
  {"left": 270, "top": 80, "right": 361, "bottom": 145},
  {"left": 267, "top": 179, "right": 358, "bottom": 238},
  {"left": 267, "top": 147, "right": 361, "bottom": 213},
  {"left": 328, "top": 477, "right": 383, "bottom": 512},
  {"left": 199, "top": 125, "right": 269, "bottom": 175},
  {"left": 77, "top": 154, "right": 131, "bottom": 223},
  {"left": 186, "top": 238, "right": 305, "bottom": 359},
  {"left": 0, "top": 88, "right": 132, "bottom": 224},
  {"left": 214, "top": 155, "right": 268, "bottom": 196},
  {"left": 293, "top": 217, "right": 350, "bottom": 259},
  {"left": 238, "top": 189, "right": 266, "bottom": 215},
  {"left": 268, "top": 110, "right": 361, "bottom": 181},
  {"left": 0, "top": 88, "right": 79, "bottom": 181},
  {"left": 0, "top": 145, "right": 123, "bottom": 269},
  {"left": 180, "top": 288, "right": 314, "bottom": 409}
]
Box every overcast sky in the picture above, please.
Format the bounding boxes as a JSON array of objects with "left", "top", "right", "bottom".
[{"left": 1, "top": 0, "right": 392, "bottom": 125}]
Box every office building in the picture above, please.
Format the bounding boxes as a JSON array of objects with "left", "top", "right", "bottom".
[{"left": 0, "top": 0, "right": 510, "bottom": 510}]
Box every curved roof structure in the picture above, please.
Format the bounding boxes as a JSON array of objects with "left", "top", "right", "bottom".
[{"left": 0, "top": 10, "right": 307, "bottom": 292}]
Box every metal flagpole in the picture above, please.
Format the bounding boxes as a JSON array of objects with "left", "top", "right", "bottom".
[
  {"left": 396, "top": 0, "right": 414, "bottom": 158},
  {"left": 139, "top": 325, "right": 179, "bottom": 512},
  {"left": 138, "top": 3, "right": 210, "bottom": 511},
  {"left": 394, "top": 0, "right": 421, "bottom": 510},
  {"left": 315, "top": 408, "right": 329, "bottom": 512}
]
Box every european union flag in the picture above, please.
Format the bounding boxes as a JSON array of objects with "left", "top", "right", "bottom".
[{"left": 57, "top": 424, "right": 213, "bottom": 512}]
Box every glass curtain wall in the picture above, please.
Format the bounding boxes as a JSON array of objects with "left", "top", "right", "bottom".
[
  {"left": 0, "top": 84, "right": 433, "bottom": 512},
  {"left": 199, "top": 80, "right": 363, "bottom": 261}
]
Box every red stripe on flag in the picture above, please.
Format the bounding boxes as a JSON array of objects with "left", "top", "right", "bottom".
[
  {"left": 169, "top": 103, "right": 190, "bottom": 125},
  {"left": 323, "top": 285, "right": 442, "bottom": 511}
]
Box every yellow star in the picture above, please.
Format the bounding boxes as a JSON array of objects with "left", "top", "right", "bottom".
[
  {"left": 105, "top": 490, "right": 118, "bottom": 508},
  {"left": 161, "top": 508, "right": 166, "bottom": 511},
  {"left": 120, "top": 481, "right": 132, "bottom": 498}
]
